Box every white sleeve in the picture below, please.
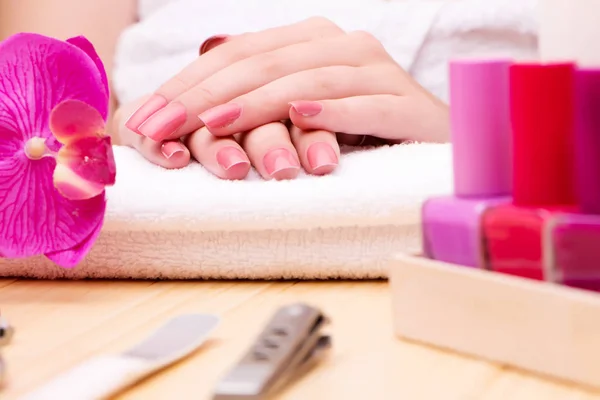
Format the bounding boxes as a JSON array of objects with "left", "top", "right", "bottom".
[{"left": 410, "top": 0, "right": 538, "bottom": 104}]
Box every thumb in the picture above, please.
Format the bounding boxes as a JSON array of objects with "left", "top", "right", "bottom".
[{"left": 288, "top": 95, "right": 449, "bottom": 143}]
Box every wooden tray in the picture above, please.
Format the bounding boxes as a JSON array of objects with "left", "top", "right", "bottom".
[{"left": 389, "top": 253, "right": 600, "bottom": 389}]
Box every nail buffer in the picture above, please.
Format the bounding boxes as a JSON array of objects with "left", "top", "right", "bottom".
[{"left": 23, "top": 313, "right": 220, "bottom": 400}]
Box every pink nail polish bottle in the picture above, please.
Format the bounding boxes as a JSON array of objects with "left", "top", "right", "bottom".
[
  {"left": 422, "top": 60, "right": 513, "bottom": 268},
  {"left": 545, "top": 68, "right": 600, "bottom": 291}
]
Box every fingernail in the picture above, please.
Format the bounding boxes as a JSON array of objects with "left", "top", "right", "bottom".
[
  {"left": 161, "top": 141, "right": 186, "bottom": 159},
  {"left": 199, "top": 34, "right": 230, "bottom": 55},
  {"left": 216, "top": 146, "right": 250, "bottom": 170},
  {"left": 138, "top": 102, "right": 187, "bottom": 141},
  {"left": 307, "top": 142, "right": 339, "bottom": 175},
  {"left": 263, "top": 148, "right": 300, "bottom": 180},
  {"left": 289, "top": 101, "right": 323, "bottom": 117},
  {"left": 198, "top": 103, "right": 242, "bottom": 130},
  {"left": 125, "top": 94, "right": 168, "bottom": 133}
]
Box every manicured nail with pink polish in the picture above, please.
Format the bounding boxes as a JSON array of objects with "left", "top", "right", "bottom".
[
  {"left": 307, "top": 142, "right": 339, "bottom": 175},
  {"left": 289, "top": 101, "right": 323, "bottom": 117},
  {"left": 138, "top": 102, "right": 187, "bottom": 141},
  {"left": 216, "top": 146, "right": 249, "bottom": 170},
  {"left": 125, "top": 94, "right": 168, "bottom": 133},
  {"left": 161, "top": 141, "right": 186, "bottom": 159},
  {"left": 263, "top": 148, "right": 300, "bottom": 180},
  {"left": 198, "top": 103, "right": 242, "bottom": 130},
  {"left": 199, "top": 34, "right": 230, "bottom": 55}
]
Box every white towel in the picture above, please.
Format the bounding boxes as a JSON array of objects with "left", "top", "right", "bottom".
[
  {"left": 0, "top": 143, "right": 452, "bottom": 279},
  {"left": 0, "top": 0, "right": 538, "bottom": 279}
]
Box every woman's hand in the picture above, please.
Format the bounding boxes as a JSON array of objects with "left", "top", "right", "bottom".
[
  {"left": 115, "top": 97, "right": 340, "bottom": 180},
  {"left": 122, "top": 17, "right": 449, "bottom": 179}
]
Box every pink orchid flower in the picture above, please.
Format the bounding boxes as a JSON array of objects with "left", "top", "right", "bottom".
[{"left": 0, "top": 33, "right": 115, "bottom": 268}]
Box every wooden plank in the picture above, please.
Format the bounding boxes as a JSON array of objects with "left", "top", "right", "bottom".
[
  {"left": 389, "top": 253, "right": 600, "bottom": 389},
  {"left": 1, "top": 279, "right": 598, "bottom": 399}
]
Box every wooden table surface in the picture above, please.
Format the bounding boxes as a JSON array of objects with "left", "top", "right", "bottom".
[{"left": 1, "top": 279, "right": 599, "bottom": 400}]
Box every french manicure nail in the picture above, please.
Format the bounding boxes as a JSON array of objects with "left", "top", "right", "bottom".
[
  {"left": 125, "top": 94, "right": 168, "bottom": 133},
  {"left": 263, "top": 148, "right": 301, "bottom": 180},
  {"left": 289, "top": 101, "right": 323, "bottom": 117},
  {"left": 307, "top": 142, "right": 339, "bottom": 174},
  {"left": 216, "top": 146, "right": 250, "bottom": 170},
  {"left": 199, "top": 34, "right": 230, "bottom": 55},
  {"left": 198, "top": 103, "right": 242, "bottom": 130},
  {"left": 138, "top": 102, "right": 187, "bottom": 141},
  {"left": 161, "top": 141, "right": 186, "bottom": 159}
]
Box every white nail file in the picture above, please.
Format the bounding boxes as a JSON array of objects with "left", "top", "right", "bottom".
[{"left": 22, "top": 314, "right": 220, "bottom": 400}]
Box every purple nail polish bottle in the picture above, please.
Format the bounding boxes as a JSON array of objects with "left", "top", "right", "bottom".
[
  {"left": 422, "top": 60, "right": 513, "bottom": 268},
  {"left": 545, "top": 68, "right": 600, "bottom": 291}
]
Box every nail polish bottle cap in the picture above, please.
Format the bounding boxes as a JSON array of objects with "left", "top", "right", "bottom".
[
  {"left": 510, "top": 63, "right": 577, "bottom": 207},
  {"left": 449, "top": 60, "right": 513, "bottom": 198},
  {"left": 575, "top": 68, "right": 600, "bottom": 214}
]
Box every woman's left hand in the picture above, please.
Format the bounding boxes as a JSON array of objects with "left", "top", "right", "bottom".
[{"left": 125, "top": 17, "right": 449, "bottom": 178}]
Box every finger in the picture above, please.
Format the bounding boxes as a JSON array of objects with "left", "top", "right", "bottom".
[
  {"left": 167, "top": 31, "right": 387, "bottom": 138},
  {"left": 289, "top": 95, "right": 450, "bottom": 143},
  {"left": 125, "top": 17, "right": 343, "bottom": 135},
  {"left": 289, "top": 126, "right": 339, "bottom": 176},
  {"left": 200, "top": 64, "right": 402, "bottom": 136},
  {"left": 185, "top": 127, "right": 251, "bottom": 180},
  {"left": 135, "top": 136, "right": 191, "bottom": 169},
  {"left": 162, "top": 18, "right": 343, "bottom": 100},
  {"left": 240, "top": 122, "right": 301, "bottom": 180},
  {"left": 117, "top": 106, "right": 191, "bottom": 169}
]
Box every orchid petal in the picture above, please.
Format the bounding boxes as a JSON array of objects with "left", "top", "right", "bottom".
[
  {"left": 67, "top": 36, "right": 109, "bottom": 101},
  {"left": 0, "top": 33, "right": 108, "bottom": 260},
  {"left": 45, "top": 213, "right": 104, "bottom": 268},
  {"left": 53, "top": 164, "right": 106, "bottom": 201},
  {"left": 56, "top": 136, "right": 116, "bottom": 185},
  {"left": 50, "top": 100, "right": 116, "bottom": 200},
  {"left": 50, "top": 99, "right": 106, "bottom": 145}
]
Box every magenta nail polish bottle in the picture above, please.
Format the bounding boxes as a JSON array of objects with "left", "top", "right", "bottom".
[
  {"left": 422, "top": 60, "right": 513, "bottom": 268},
  {"left": 545, "top": 68, "right": 600, "bottom": 291},
  {"left": 481, "top": 63, "right": 578, "bottom": 281}
]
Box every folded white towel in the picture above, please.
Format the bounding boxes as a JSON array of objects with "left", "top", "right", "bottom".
[{"left": 0, "top": 143, "right": 452, "bottom": 279}]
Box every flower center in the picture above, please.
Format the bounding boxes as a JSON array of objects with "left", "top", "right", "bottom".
[{"left": 24, "top": 137, "right": 49, "bottom": 160}]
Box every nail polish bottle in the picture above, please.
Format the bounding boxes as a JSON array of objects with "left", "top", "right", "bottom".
[
  {"left": 544, "top": 69, "right": 600, "bottom": 291},
  {"left": 481, "top": 63, "right": 578, "bottom": 281},
  {"left": 422, "top": 60, "right": 512, "bottom": 267}
]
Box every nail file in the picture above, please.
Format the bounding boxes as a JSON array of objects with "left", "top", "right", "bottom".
[{"left": 23, "top": 314, "right": 220, "bottom": 400}]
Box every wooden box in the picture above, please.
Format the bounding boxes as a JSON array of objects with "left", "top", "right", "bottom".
[{"left": 389, "top": 253, "right": 600, "bottom": 389}]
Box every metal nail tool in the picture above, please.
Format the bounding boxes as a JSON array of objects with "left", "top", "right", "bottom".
[
  {"left": 0, "top": 315, "right": 14, "bottom": 387},
  {"left": 212, "top": 303, "right": 332, "bottom": 400}
]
